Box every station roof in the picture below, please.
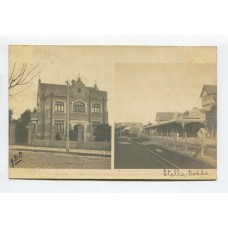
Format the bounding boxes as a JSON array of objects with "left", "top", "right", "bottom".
[{"left": 145, "top": 118, "right": 205, "bottom": 129}]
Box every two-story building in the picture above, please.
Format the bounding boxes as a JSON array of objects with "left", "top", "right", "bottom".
[
  {"left": 200, "top": 84, "right": 217, "bottom": 138},
  {"left": 30, "top": 77, "right": 108, "bottom": 142}
]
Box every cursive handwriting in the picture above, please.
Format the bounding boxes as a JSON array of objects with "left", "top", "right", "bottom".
[
  {"left": 163, "top": 169, "right": 209, "bottom": 177},
  {"left": 163, "top": 169, "right": 187, "bottom": 177},
  {"left": 188, "top": 169, "right": 209, "bottom": 176}
]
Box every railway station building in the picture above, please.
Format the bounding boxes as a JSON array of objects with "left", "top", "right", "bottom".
[
  {"left": 144, "top": 84, "right": 216, "bottom": 139},
  {"left": 144, "top": 109, "right": 205, "bottom": 138}
]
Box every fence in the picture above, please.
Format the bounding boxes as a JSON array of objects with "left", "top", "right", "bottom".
[
  {"left": 143, "top": 135, "right": 216, "bottom": 158},
  {"left": 29, "top": 139, "right": 111, "bottom": 151}
]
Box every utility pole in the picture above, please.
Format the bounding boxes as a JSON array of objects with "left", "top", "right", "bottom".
[
  {"left": 66, "top": 80, "right": 70, "bottom": 153},
  {"left": 50, "top": 92, "right": 53, "bottom": 140}
]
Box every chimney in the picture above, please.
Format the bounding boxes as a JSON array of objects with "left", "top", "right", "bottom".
[{"left": 94, "top": 81, "right": 99, "bottom": 91}]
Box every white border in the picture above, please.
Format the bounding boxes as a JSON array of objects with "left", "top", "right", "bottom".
[{"left": 1, "top": 36, "right": 228, "bottom": 193}]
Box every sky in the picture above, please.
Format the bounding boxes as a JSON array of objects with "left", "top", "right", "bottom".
[
  {"left": 114, "top": 62, "right": 216, "bottom": 124},
  {"left": 9, "top": 45, "right": 216, "bottom": 124}
]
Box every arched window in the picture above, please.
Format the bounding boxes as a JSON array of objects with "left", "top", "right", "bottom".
[
  {"left": 92, "top": 104, "right": 101, "bottom": 114},
  {"left": 54, "top": 101, "right": 64, "bottom": 112},
  {"left": 73, "top": 101, "right": 85, "bottom": 113}
]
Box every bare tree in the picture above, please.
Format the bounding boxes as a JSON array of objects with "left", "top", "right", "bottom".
[{"left": 9, "top": 62, "right": 43, "bottom": 96}]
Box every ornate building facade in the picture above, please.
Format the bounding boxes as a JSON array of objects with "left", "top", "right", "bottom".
[{"left": 30, "top": 78, "right": 108, "bottom": 142}]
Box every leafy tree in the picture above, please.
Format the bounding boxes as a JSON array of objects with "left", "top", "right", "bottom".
[
  {"left": 9, "top": 109, "right": 13, "bottom": 123},
  {"left": 15, "top": 109, "right": 31, "bottom": 144},
  {"left": 94, "top": 123, "right": 111, "bottom": 142},
  {"left": 184, "top": 110, "right": 190, "bottom": 115}
]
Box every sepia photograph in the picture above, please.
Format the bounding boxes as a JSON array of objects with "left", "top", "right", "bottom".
[
  {"left": 114, "top": 47, "right": 217, "bottom": 173},
  {"left": 2, "top": 3, "right": 228, "bottom": 228},
  {"left": 9, "top": 46, "right": 112, "bottom": 171},
  {"left": 9, "top": 45, "right": 217, "bottom": 179}
]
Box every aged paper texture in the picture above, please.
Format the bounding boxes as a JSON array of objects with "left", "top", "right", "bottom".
[{"left": 9, "top": 45, "right": 217, "bottom": 180}]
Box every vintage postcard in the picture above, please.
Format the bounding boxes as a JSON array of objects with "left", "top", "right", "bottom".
[{"left": 9, "top": 45, "right": 217, "bottom": 180}]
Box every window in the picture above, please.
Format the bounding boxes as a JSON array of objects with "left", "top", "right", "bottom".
[
  {"left": 92, "top": 104, "right": 101, "bottom": 114},
  {"left": 54, "top": 120, "right": 64, "bottom": 134},
  {"left": 78, "top": 87, "right": 81, "bottom": 93},
  {"left": 92, "top": 121, "right": 101, "bottom": 127},
  {"left": 54, "top": 101, "right": 64, "bottom": 112},
  {"left": 73, "top": 101, "right": 85, "bottom": 113}
]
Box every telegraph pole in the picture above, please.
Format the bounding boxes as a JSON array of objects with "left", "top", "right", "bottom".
[{"left": 66, "top": 80, "right": 70, "bottom": 152}]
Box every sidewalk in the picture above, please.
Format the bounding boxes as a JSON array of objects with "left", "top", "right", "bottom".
[{"left": 9, "top": 145, "right": 111, "bottom": 157}]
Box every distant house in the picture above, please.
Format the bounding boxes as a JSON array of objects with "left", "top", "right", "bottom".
[
  {"left": 182, "top": 107, "right": 205, "bottom": 120},
  {"left": 155, "top": 112, "right": 174, "bottom": 124},
  {"left": 155, "top": 112, "right": 184, "bottom": 124},
  {"left": 200, "top": 84, "right": 217, "bottom": 138},
  {"left": 200, "top": 84, "right": 217, "bottom": 111}
]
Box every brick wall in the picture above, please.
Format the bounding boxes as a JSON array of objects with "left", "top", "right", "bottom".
[{"left": 30, "top": 139, "right": 111, "bottom": 150}]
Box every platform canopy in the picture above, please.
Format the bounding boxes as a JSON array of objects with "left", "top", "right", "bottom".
[
  {"left": 144, "top": 118, "right": 206, "bottom": 138},
  {"left": 145, "top": 118, "right": 205, "bottom": 130}
]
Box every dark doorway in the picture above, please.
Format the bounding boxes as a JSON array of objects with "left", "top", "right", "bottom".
[{"left": 72, "top": 125, "right": 84, "bottom": 141}]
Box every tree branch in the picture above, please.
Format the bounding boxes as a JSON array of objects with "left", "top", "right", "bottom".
[
  {"left": 9, "top": 82, "right": 34, "bottom": 96},
  {"left": 9, "top": 62, "right": 16, "bottom": 82},
  {"left": 9, "top": 62, "right": 43, "bottom": 96}
]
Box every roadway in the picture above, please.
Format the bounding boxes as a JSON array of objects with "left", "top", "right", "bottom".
[{"left": 9, "top": 148, "right": 111, "bottom": 169}]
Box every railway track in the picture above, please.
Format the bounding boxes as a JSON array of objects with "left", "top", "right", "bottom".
[
  {"left": 130, "top": 137, "right": 214, "bottom": 169},
  {"left": 129, "top": 138, "right": 180, "bottom": 169}
]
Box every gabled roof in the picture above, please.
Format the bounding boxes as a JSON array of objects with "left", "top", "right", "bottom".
[
  {"left": 156, "top": 112, "right": 174, "bottom": 121},
  {"left": 200, "top": 85, "right": 217, "bottom": 98},
  {"left": 38, "top": 79, "right": 107, "bottom": 98},
  {"left": 39, "top": 83, "right": 67, "bottom": 97}
]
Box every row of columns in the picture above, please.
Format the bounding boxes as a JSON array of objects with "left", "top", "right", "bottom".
[{"left": 145, "top": 122, "right": 206, "bottom": 139}]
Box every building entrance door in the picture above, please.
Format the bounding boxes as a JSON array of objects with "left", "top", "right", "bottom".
[{"left": 74, "top": 125, "right": 84, "bottom": 141}]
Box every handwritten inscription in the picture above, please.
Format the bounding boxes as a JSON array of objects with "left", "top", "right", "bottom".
[
  {"left": 11, "top": 152, "right": 23, "bottom": 167},
  {"left": 163, "top": 169, "right": 209, "bottom": 177}
]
